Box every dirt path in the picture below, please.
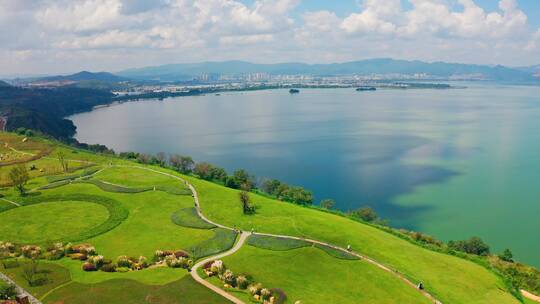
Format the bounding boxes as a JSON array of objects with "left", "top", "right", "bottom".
[{"left": 522, "top": 289, "right": 540, "bottom": 302}]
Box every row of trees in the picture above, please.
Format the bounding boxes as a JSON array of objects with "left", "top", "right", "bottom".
[{"left": 122, "top": 152, "right": 313, "bottom": 206}]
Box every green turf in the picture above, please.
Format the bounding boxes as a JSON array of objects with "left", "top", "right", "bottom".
[
  {"left": 0, "top": 201, "right": 108, "bottom": 244},
  {"left": 171, "top": 207, "right": 217, "bottom": 229},
  {"left": 46, "top": 167, "right": 100, "bottom": 183},
  {"left": 20, "top": 193, "right": 129, "bottom": 244},
  {"left": 189, "top": 228, "right": 238, "bottom": 259},
  {"left": 0, "top": 260, "right": 71, "bottom": 299},
  {"left": 183, "top": 174, "right": 519, "bottom": 304},
  {"left": 314, "top": 244, "right": 360, "bottom": 260},
  {"left": 247, "top": 234, "right": 311, "bottom": 251},
  {"left": 42, "top": 276, "right": 229, "bottom": 304},
  {"left": 221, "top": 245, "right": 431, "bottom": 304}
]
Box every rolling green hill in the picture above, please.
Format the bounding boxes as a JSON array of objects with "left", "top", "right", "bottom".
[{"left": 0, "top": 132, "right": 538, "bottom": 304}]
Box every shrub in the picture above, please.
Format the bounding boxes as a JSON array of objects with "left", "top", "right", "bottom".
[
  {"left": 116, "top": 256, "right": 132, "bottom": 268},
  {"left": 260, "top": 288, "right": 272, "bottom": 301},
  {"left": 100, "top": 263, "right": 116, "bottom": 272},
  {"left": 448, "top": 237, "right": 490, "bottom": 256},
  {"left": 222, "top": 269, "right": 236, "bottom": 286},
  {"left": 82, "top": 262, "right": 97, "bottom": 271},
  {"left": 88, "top": 255, "right": 104, "bottom": 267},
  {"left": 0, "top": 282, "right": 17, "bottom": 300},
  {"left": 236, "top": 275, "right": 249, "bottom": 289},
  {"left": 116, "top": 267, "right": 130, "bottom": 273},
  {"left": 248, "top": 283, "right": 262, "bottom": 296},
  {"left": 210, "top": 260, "right": 224, "bottom": 274},
  {"left": 270, "top": 288, "right": 287, "bottom": 304},
  {"left": 138, "top": 256, "right": 149, "bottom": 268},
  {"left": 174, "top": 250, "right": 189, "bottom": 258},
  {"left": 70, "top": 253, "right": 87, "bottom": 260},
  {"left": 21, "top": 245, "right": 41, "bottom": 259}
]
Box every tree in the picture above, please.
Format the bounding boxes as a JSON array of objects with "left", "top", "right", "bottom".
[
  {"left": 261, "top": 179, "right": 282, "bottom": 196},
  {"left": 350, "top": 206, "right": 378, "bottom": 222},
  {"left": 57, "top": 151, "right": 68, "bottom": 173},
  {"left": 194, "top": 162, "right": 213, "bottom": 180},
  {"left": 499, "top": 248, "right": 514, "bottom": 262},
  {"left": 21, "top": 259, "right": 38, "bottom": 286},
  {"left": 137, "top": 153, "right": 151, "bottom": 164},
  {"left": 0, "top": 282, "right": 17, "bottom": 300},
  {"left": 239, "top": 191, "right": 255, "bottom": 215},
  {"left": 320, "top": 199, "right": 335, "bottom": 210},
  {"left": 448, "top": 237, "right": 490, "bottom": 256},
  {"left": 9, "top": 165, "right": 29, "bottom": 195},
  {"left": 170, "top": 155, "right": 195, "bottom": 174},
  {"left": 226, "top": 169, "right": 254, "bottom": 189},
  {"left": 155, "top": 152, "right": 167, "bottom": 166}
]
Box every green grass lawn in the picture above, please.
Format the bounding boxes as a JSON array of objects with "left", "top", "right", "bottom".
[
  {"left": 42, "top": 276, "right": 229, "bottom": 304},
  {"left": 0, "top": 201, "right": 109, "bottom": 243},
  {"left": 0, "top": 132, "right": 528, "bottom": 303},
  {"left": 0, "top": 260, "right": 71, "bottom": 299},
  {"left": 220, "top": 245, "right": 431, "bottom": 304},
  {"left": 182, "top": 174, "right": 519, "bottom": 304}
]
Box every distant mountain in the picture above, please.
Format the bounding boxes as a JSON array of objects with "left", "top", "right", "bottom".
[
  {"left": 118, "top": 59, "right": 537, "bottom": 82},
  {"left": 517, "top": 64, "right": 540, "bottom": 77},
  {"left": 38, "top": 71, "right": 127, "bottom": 83},
  {"left": 0, "top": 80, "right": 11, "bottom": 87}
]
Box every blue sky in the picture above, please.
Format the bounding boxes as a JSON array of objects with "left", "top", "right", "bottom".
[{"left": 1, "top": 0, "right": 540, "bottom": 74}]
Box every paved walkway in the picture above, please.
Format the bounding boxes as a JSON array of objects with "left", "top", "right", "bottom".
[
  {"left": 190, "top": 232, "right": 249, "bottom": 304},
  {"left": 0, "top": 272, "right": 42, "bottom": 304},
  {"left": 522, "top": 289, "right": 540, "bottom": 302}
]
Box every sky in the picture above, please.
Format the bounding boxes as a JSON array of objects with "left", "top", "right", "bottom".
[{"left": 1, "top": 0, "right": 540, "bottom": 76}]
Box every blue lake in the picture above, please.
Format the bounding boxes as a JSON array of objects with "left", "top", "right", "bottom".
[{"left": 70, "top": 84, "right": 540, "bottom": 267}]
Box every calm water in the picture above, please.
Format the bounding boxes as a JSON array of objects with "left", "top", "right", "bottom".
[{"left": 70, "top": 84, "right": 540, "bottom": 267}]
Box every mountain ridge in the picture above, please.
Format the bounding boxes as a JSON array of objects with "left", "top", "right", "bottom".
[{"left": 118, "top": 58, "right": 537, "bottom": 82}]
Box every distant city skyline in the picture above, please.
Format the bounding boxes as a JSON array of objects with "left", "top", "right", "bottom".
[{"left": 1, "top": 0, "right": 540, "bottom": 76}]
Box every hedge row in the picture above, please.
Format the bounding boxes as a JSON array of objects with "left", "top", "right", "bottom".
[
  {"left": 171, "top": 208, "right": 216, "bottom": 229},
  {"left": 189, "top": 228, "right": 238, "bottom": 259},
  {"left": 46, "top": 167, "right": 101, "bottom": 183},
  {"left": 21, "top": 193, "right": 129, "bottom": 243},
  {"left": 247, "top": 235, "right": 311, "bottom": 251}
]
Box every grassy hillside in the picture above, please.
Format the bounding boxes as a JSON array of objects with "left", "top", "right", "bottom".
[{"left": 0, "top": 132, "right": 533, "bottom": 303}]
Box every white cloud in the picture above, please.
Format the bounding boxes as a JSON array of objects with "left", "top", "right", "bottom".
[{"left": 0, "top": 0, "right": 539, "bottom": 75}]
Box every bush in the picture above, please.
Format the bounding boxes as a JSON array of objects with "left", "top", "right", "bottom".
[
  {"left": 116, "top": 256, "right": 132, "bottom": 268},
  {"left": 0, "top": 282, "right": 17, "bottom": 300},
  {"left": 349, "top": 207, "right": 378, "bottom": 222},
  {"left": 82, "top": 262, "right": 97, "bottom": 271},
  {"left": 116, "top": 267, "right": 130, "bottom": 273},
  {"left": 100, "top": 263, "right": 116, "bottom": 272},
  {"left": 270, "top": 288, "right": 287, "bottom": 304},
  {"left": 236, "top": 275, "right": 250, "bottom": 289},
  {"left": 448, "top": 237, "right": 490, "bottom": 256}
]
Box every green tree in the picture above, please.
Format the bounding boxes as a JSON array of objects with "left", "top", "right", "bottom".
[
  {"left": 239, "top": 191, "right": 255, "bottom": 215},
  {"left": 170, "top": 155, "right": 195, "bottom": 174},
  {"left": 21, "top": 259, "right": 39, "bottom": 286},
  {"left": 350, "top": 206, "right": 378, "bottom": 222},
  {"left": 9, "top": 164, "right": 29, "bottom": 195},
  {"left": 57, "top": 151, "right": 68, "bottom": 173},
  {"left": 499, "top": 248, "right": 514, "bottom": 262},
  {"left": 261, "top": 179, "right": 282, "bottom": 196},
  {"left": 448, "top": 237, "right": 490, "bottom": 256},
  {"left": 320, "top": 199, "right": 335, "bottom": 209}
]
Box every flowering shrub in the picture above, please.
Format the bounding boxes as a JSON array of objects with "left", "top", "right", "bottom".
[
  {"left": 236, "top": 275, "right": 249, "bottom": 289},
  {"left": 210, "top": 260, "right": 224, "bottom": 274},
  {"left": 82, "top": 262, "right": 97, "bottom": 271},
  {"left": 21, "top": 245, "right": 41, "bottom": 259},
  {"left": 248, "top": 283, "right": 262, "bottom": 296},
  {"left": 174, "top": 250, "right": 189, "bottom": 258},
  {"left": 0, "top": 241, "right": 17, "bottom": 258},
  {"left": 138, "top": 256, "right": 149, "bottom": 268},
  {"left": 260, "top": 288, "right": 271, "bottom": 301},
  {"left": 222, "top": 269, "right": 236, "bottom": 286},
  {"left": 100, "top": 263, "right": 116, "bottom": 272},
  {"left": 88, "top": 255, "right": 104, "bottom": 267},
  {"left": 116, "top": 256, "right": 131, "bottom": 268}
]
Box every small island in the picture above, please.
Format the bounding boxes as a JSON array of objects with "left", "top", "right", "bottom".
[
  {"left": 356, "top": 86, "right": 377, "bottom": 91},
  {"left": 289, "top": 88, "right": 300, "bottom": 94}
]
